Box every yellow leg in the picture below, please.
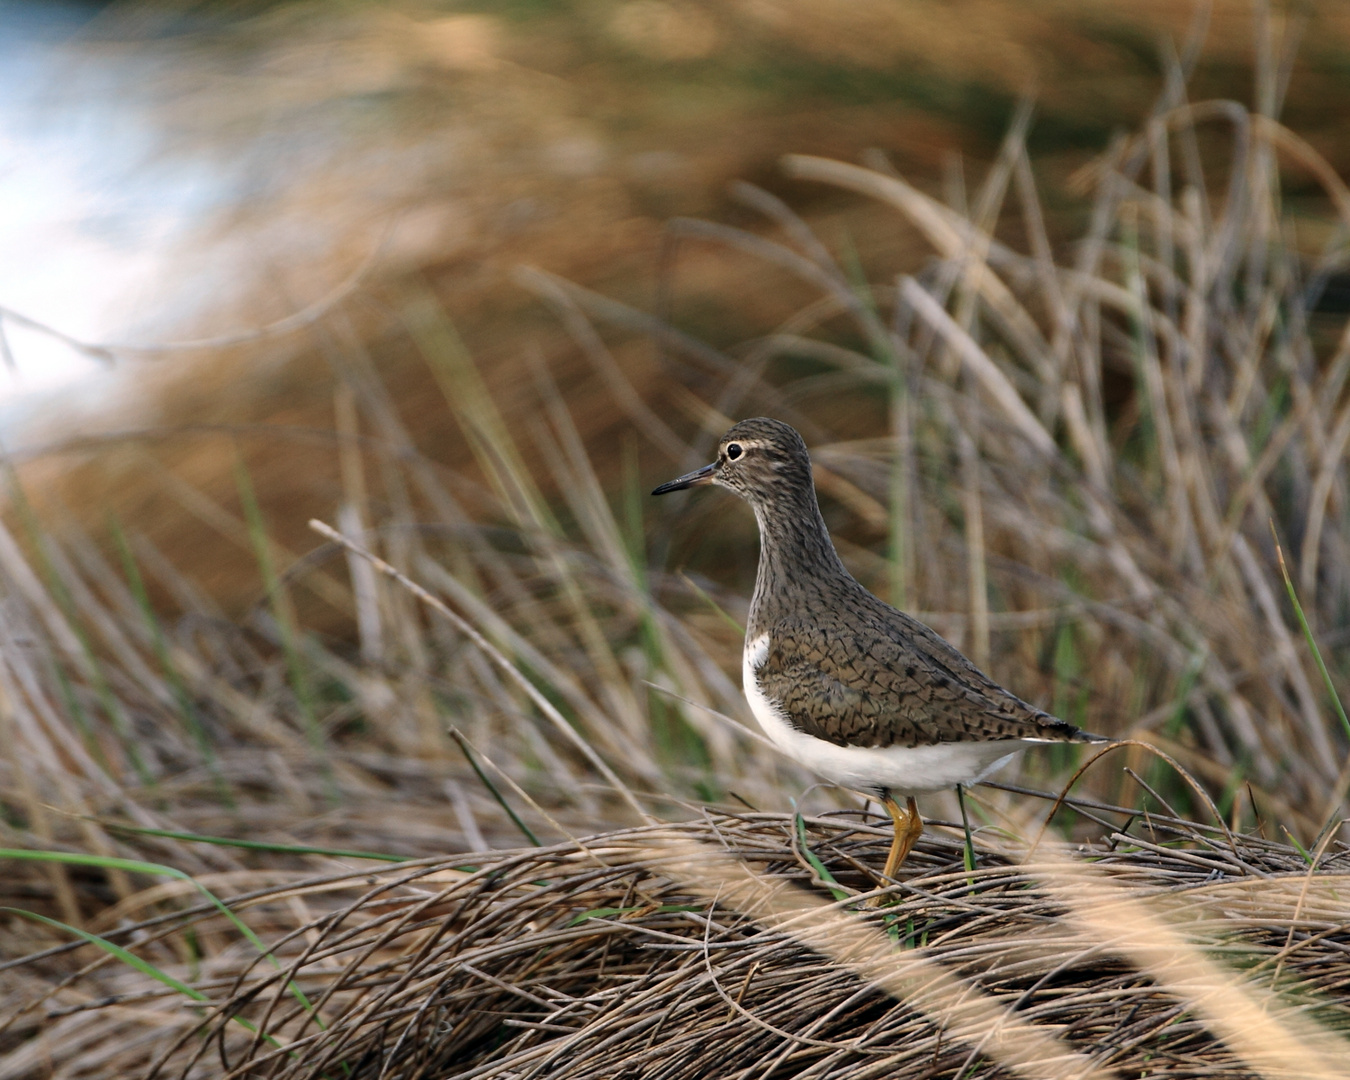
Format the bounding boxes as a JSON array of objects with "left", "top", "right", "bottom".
[{"left": 881, "top": 795, "right": 923, "bottom": 878}]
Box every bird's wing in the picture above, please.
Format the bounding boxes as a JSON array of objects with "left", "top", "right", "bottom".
[{"left": 752, "top": 608, "right": 1093, "bottom": 749}]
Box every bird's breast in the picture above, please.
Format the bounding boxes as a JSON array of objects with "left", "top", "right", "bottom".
[{"left": 742, "top": 633, "right": 798, "bottom": 752}]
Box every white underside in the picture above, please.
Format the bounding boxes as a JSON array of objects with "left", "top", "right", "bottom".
[{"left": 743, "top": 633, "right": 1030, "bottom": 796}]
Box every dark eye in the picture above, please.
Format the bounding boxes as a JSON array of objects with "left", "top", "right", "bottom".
[{"left": 726, "top": 443, "right": 743, "bottom": 461}]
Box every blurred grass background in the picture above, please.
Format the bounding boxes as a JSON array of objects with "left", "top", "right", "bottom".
[{"left": 3, "top": 0, "right": 1350, "bottom": 1024}]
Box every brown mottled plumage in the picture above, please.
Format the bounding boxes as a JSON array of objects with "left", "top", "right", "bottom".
[
  {"left": 754, "top": 605, "right": 1085, "bottom": 750},
  {"left": 654, "top": 417, "right": 1105, "bottom": 877}
]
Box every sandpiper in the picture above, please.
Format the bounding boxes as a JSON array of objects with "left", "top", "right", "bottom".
[{"left": 653, "top": 418, "right": 1105, "bottom": 877}]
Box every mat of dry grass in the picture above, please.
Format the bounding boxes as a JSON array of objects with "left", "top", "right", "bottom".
[{"left": 4, "top": 809, "right": 1349, "bottom": 1080}]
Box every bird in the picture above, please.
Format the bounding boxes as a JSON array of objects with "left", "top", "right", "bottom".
[{"left": 653, "top": 417, "right": 1106, "bottom": 879}]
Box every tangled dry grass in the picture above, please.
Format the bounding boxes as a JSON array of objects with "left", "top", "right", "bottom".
[
  {"left": 5, "top": 807, "right": 1350, "bottom": 1080},
  {"left": 4, "top": 6, "right": 1350, "bottom": 1077}
]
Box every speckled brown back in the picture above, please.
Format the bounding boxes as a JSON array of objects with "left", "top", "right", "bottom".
[{"left": 753, "top": 586, "right": 1093, "bottom": 749}]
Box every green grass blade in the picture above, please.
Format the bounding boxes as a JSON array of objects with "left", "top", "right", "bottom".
[
  {"left": 48, "top": 659, "right": 112, "bottom": 775},
  {"left": 1271, "top": 527, "right": 1350, "bottom": 745},
  {"left": 2, "top": 906, "right": 289, "bottom": 1049},
  {"left": 234, "top": 457, "right": 334, "bottom": 801},
  {"left": 678, "top": 573, "right": 745, "bottom": 636},
  {"left": 98, "top": 822, "right": 412, "bottom": 863},
  {"left": 567, "top": 903, "right": 701, "bottom": 927},
  {"left": 4, "top": 904, "right": 210, "bottom": 1001},
  {"left": 107, "top": 514, "right": 231, "bottom": 805},
  {"left": 1, "top": 848, "right": 322, "bottom": 1025},
  {"left": 1283, "top": 828, "right": 1314, "bottom": 867},
  {"left": 957, "top": 785, "right": 976, "bottom": 883},
  {"left": 450, "top": 729, "right": 541, "bottom": 846},
  {"left": 621, "top": 439, "right": 712, "bottom": 779},
  {"left": 888, "top": 370, "right": 910, "bottom": 612},
  {"left": 794, "top": 812, "right": 849, "bottom": 902}
]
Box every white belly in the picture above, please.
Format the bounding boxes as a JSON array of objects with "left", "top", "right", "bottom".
[{"left": 742, "top": 633, "right": 1029, "bottom": 796}]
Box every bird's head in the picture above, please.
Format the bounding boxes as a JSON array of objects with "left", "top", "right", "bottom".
[{"left": 651, "top": 418, "right": 813, "bottom": 506}]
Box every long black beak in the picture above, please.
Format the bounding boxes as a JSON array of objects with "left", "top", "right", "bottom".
[{"left": 651, "top": 462, "right": 716, "bottom": 496}]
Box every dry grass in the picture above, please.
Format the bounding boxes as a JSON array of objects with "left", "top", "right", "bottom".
[
  {"left": 4, "top": 810, "right": 1350, "bottom": 1080},
  {"left": 3, "top": 5, "right": 1350, "bottom": 1077}
]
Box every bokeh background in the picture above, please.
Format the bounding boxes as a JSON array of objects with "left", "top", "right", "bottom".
[{"left": 4, "top": 0, "right": 1350, "bottom": 931}]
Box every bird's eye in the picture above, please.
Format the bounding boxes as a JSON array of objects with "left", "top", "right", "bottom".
[{"left": 726, "top": 443, "right": 743, "bottom": 461}]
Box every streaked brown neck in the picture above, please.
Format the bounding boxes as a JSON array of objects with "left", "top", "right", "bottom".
[{"left": 746, "top": 477, "right": 855, "bottom": 637}]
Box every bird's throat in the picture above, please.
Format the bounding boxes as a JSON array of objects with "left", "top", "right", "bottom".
[{"left": 747, "top": 488, "right": 853, "bottom": 636}]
